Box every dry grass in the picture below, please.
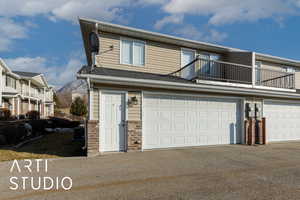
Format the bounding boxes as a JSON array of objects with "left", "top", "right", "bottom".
[{"left": 0, "top": 131, "right": 85, "bottom": 162}]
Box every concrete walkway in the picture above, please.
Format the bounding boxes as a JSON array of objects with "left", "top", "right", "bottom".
[{"left": 1, "top": 142, "right": 300, "bottom": 200}]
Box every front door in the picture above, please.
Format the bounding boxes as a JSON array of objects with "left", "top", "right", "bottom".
[
  {"left": 181, "top": 49, "right": 196, "bottom": 80},
  {"left": 101, "top": 92, "right": 126, "bottom": 152}
]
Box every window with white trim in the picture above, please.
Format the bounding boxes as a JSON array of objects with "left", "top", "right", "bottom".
[
  {"left": 121, "top": 39, "right": 145, "bottom": 66},
  {"left": 284, "top": 66, "right": 295, "bottom": 73}
]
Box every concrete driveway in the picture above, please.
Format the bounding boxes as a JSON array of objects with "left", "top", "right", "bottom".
[{"left": 1, "top": 142, "right": 300, "bottom": 200}]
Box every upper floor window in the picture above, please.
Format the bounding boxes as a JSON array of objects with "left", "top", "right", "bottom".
[
  {"left": 284, "top": 66, "right": 295, "bottom": 73},
  {"left": 199, "top": 52, "right": 221, "bottom": 75},
  {"left": 5, "top": 76, "right": 16, "bottom": 89},
  {"left": 121, "top": 38, "right": 145, "bottom": 66}
]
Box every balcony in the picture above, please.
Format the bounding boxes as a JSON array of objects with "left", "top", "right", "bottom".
[{"left": 169, "top": 57, "right": 295, "bottom": 90}]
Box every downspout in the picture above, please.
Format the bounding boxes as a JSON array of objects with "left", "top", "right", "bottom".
[{"left": 82, "top": 76, "right": 90, "bottom": 150}]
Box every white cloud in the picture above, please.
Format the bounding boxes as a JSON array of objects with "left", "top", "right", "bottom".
[
  {"left": 162, "top": 0, "right": 299, "bottom": 25},
  {"left": 4, "top": 54, "right": 84, "bottom": 88},
  {"left": 175, "top": 24, "right": 227, "bottom": 42},
  {"left": 0, "top": 18, "right": 28, "bottom": 51},
  {"left": 0, "top": 0, "right": 164, "bottom": 23},
  {"left": 154, "top": 15, "right": 184, "bottom": 29}
]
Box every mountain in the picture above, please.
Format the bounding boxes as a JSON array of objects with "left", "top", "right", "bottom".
[{"left": 57, "top": 79, "right": 87, "bottom": 94}]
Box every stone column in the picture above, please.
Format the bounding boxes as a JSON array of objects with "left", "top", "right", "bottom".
[
  {"left": 127, "top": 120, "right": 142, "bottom": 151},
  {"left": 87, "top": 120, "right": 99, "bottom": 157}
]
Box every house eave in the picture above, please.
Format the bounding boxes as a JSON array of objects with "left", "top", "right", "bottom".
[
  {"left": 78, "top": 17, "right": 243, "bottom": 54},
  {"left": 256, "top": 53, "right": 300, "bottom": 67},
  {"left": 77, "top": 73, "right": 300, "bottom": 100}
]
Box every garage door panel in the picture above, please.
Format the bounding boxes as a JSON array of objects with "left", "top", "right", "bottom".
[
  {"left": 143, "top": 94, "right": 241, "bottom": 149},
  {"left": 264, "top": 101, "right": 300, "bottom": 142}
]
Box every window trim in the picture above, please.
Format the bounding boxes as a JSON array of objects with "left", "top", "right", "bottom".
[
  {"left": 180, "top": 48, "right": 196, "bottom": 68},
  {"left": 255, "top": 61, "right": 262, "bottom": 83},
  {"left": 284, "top": 66, "right": 295, "bottom": 73},
  {"left": 120, "top": 37, "right": 146, "bottom": 67},
  {"left": 5, "top": 75, "right": 16, "bottom": 89},
  {"left": 198, "top": 51, "right": 221, "bottom": 60}
]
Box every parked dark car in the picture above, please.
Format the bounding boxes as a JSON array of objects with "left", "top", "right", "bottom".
[
  {"left": 73, "top": 126, "right": 85, "bottom": 141},
  {"left": 0, "top": 123, "right": 32, "bottom": 145}
]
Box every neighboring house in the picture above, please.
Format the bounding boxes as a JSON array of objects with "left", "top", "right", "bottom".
[
  {"left": 77, "top": 18, "right": 300, "bottom": 156},
  {"left": 0, "top": 59, "right": 54, "bottom": 118}
]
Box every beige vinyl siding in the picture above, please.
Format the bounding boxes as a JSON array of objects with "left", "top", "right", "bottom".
[
  {"left": 128, "top": 92, "right": 141, "bottom": 121},
  {"left": 92, "top": 89, "right": 99, "bottom": 120},
  {"left": 91, "top": 88, "right": 141, "bottom": 122},
  {"left": 258, "top": 61, "right": 287, "bottom": 71},
  {"left": 96, "top": 32, "right": 181, "bottom": 74},
  {"left": 295, "top": 72, "right": 300, "bottom": 89},
  {"left": 257, "top": 60, "right": 299, "bottom": 89}
]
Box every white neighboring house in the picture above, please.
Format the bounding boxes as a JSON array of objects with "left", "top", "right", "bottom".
[{"left": 0, "top": 58, "right": 55, "bottom": 118}]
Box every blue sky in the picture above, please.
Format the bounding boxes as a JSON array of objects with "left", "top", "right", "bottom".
[{"left": 1, "top": 0, "right": 300, "bottom": 88}]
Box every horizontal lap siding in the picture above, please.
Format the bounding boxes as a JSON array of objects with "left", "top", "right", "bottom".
[
  {"left": 259, "top": 61, "right": 286, "bottom": 71},
  {"left": 295, "top": 72, "right": 300, "bottom": 89},
  {"left": 128, "top": 92, "right": 141, "bottom": 121},
  {"left": 258, "top": 60, "right": 299, "bottom": 89},
  {"left": 96, "top": 32, "right": 180, "bottom": 74},
  {"left": 91, "top": 87, "right": 141, "bottom": 122},
  {"left": 93, "top": 89, "right": 99, "bottom": 120}
]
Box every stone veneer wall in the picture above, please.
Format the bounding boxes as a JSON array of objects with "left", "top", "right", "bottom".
[
  {"left": 127, "top": 120, "right": 142, "bottom": 151},
  {"left": 86, "top": 89, "right": 143, "bottom": 156},
  {"left": 87, "top": 120, "right": 100, "bottom": 156}
]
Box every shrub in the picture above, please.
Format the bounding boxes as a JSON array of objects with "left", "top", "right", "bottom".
[
  {"left": 27, "top": 110, "right": 40, "bottom": 120},
  {"left": 70, "top": 97, "right": 87, "bottom": 117},
  {"left": 0, "top": 108, "right": 11, "bottom": 120}
]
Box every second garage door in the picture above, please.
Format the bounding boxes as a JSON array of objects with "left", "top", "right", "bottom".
[
  {"left": 143, "top": 94, "right": 242, "bottom": 149},
  {"left": 264, "top": 101, "right": 300, "bottom": 142}
]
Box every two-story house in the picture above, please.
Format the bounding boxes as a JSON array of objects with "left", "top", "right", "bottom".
[
  {"left": 0, "top": 59, "right": 55, "bottom": 118},
  {"left": 77, "top": 18, "right": 300, "bottom": 156}
]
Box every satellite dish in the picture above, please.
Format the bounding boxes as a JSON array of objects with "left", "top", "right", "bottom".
[{"left": 89, "top": 32, "right": 99, "bottom": 53}]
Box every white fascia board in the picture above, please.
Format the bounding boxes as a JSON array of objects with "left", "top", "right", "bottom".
[
  {"left": 255, "top": 53, "right": 300, "bottom": 67},
  {"left": 77, "top": 73, "right": 300, "bottom": 100},
  {"left": 79, "top": 17, "right": 242, "bottom": 53}
]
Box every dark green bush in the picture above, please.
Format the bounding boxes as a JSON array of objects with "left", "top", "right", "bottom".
[{"left": 70, "top": 97, "right": 87, "bottom": 117}]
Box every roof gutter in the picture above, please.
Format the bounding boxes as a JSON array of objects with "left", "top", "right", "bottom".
[{"left": 77, "top": 73, "right": 300, "bottom": 100}]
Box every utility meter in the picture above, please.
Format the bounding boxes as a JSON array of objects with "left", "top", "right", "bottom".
[
  {"left": 255, "top": 103, "right": 262, "bottom": 119},
  {"left": 245, "top": 103, "right": 255, "bottom": 118}
]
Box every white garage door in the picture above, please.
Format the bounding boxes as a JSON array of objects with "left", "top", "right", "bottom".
[
  {"left": 264, "top": 101, "right": 300, "bottom": 142},
  {"left": 143, "top": 94, "right": 242, "bottom": 149}
]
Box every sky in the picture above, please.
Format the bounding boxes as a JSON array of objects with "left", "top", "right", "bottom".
[{"left": 1, "top": 0, "right": 300, "bottom": 88}]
